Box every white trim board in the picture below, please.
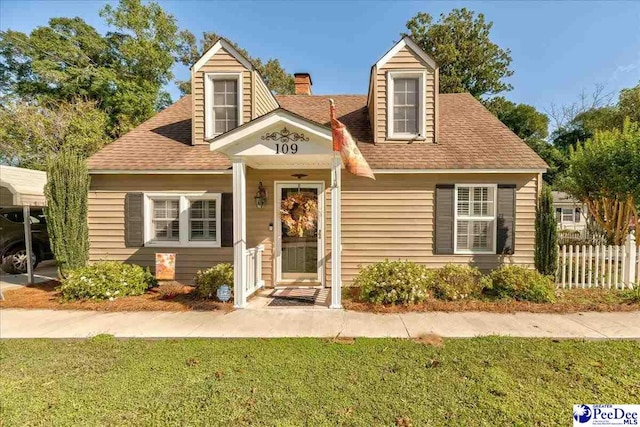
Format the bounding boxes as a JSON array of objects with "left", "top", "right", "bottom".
[
  {"left": 386, "top": 70, "right": 427, "bottom": 140},
  {"left": 209, "top": 109, "right": 332, "bottom": 151},
  {"left": 204, "top": 72, "right": 244, "bottom": 139},
  {"left": 373, "top": 169, "right": 547, "bottom": 174},
  {"left": 376, "top": 36, "right": 437, "bottom": 70},
  {"left": 89, "top": 170, "right": 232, "bottom": 175},
  {"left": 192, "top": 39, "right": 254, "bottom": 73}
]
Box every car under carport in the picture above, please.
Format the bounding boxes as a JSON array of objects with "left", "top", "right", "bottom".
[{"left": 0, "top": 165, "right": 48, "bottom": 293}]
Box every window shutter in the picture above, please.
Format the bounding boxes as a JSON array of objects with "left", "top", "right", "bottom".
[
  {"left": 435, "top": 184, "right": 455, "bottom": 254},
  {"left": 124, "top": 193, "right": 144, "bottom": 247},
  {"left": 555, "top": 207, "right": 562, "bottom": 223},
  {"left": 221, "top": 193, "right": 234, "bottom": 247},
  {"left": 496, "top": 184, "right": 516, "bottom": 255},
  {"left": 575, "top": 208, "right": 581, "bottom": 222}
]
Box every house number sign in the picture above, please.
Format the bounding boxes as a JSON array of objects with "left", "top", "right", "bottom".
[{"left": 261, "top": 127, "right": 309, "bottom": 155}]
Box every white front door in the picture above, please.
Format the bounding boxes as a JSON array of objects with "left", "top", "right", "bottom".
[{"left": 275, "top": 182, "right": 324, "bottom": 285}]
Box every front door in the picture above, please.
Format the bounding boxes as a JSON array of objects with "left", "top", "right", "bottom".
[{"left": 275, "top": 182, "right": 323, "bottom": 285}]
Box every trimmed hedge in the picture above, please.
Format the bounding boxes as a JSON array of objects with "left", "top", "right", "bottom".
[
  {"left": 481, "top": 265, "right": 556, "bottom": 303},
  {"left": 355, "top": 260, "right": 434, "bottom": 305},
  {"left": 194, "top": 263, "right": 234, "bottom": 300},
  {"left": 58, "top": 261, "right": 156, "bottom": 301}
]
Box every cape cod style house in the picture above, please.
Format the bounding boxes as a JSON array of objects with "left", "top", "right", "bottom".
[{"left": 87, "top": 37, "right": 547, "bottom": 308}]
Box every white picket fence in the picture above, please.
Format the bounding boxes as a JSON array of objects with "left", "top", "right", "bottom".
[{"left": 557, "top": 234, "right": 639, "bottom": 289}]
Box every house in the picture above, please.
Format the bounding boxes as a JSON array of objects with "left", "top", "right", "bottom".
[
  {"left": 552, "top": 191, "right": 587, "bottom": 233},
  {"left": 87, "top": 36, "right": 547, "bottom": 308}
]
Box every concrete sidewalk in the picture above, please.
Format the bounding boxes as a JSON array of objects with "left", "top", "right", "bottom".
[{"left": 2, "top": 308, "right": 640, "bottom": 339}]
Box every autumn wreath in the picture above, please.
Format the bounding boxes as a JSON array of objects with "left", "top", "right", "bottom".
[{"left": 280, "top": 192, "right": 318, "bottom": 237}]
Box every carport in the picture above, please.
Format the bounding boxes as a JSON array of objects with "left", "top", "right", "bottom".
[{"left": 0, "top": 165, "right": 47, "bottom": 291}]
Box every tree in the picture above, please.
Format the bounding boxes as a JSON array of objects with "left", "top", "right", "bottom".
[
  {"left": 0, "top": 0, "right": 183, "bottom": 137},
  {"left": 176, "top": 31, "right": 294, "bottom": 96},
  {"left": 44, "top": 150, "right": 90, "bottom": 277},
  {"left": 404, "top": 8, "right": 513, "bottom": 98},
  {"left": 0, "top": 99, "right": 109, "bottom": 170},
  {"left": 535, "top": 185, "right": 558, "bottom": 276},
  {"left": 619, "top": 83, "right": 640, "bottom": 124},
  {"left": 526, "top": 138, "right": 568, "bottom": 186},
  {"left": 484, "top": 96, "right": 549, "bottom": 140},
  {"left": 561, "top": 120, "right": 640, "bottom": 245}
]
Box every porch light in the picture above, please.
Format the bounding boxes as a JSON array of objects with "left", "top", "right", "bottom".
[{"left": 255, "top": 181, "right": 267, "bottom": 209}]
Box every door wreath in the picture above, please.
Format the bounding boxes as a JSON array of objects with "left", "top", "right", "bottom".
[{"left": 280, "top": 192, "right": 318, "bottom": 237}]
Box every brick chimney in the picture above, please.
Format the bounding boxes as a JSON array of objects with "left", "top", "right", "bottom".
[{"left": 294, "top": 73, "right": 312, "bottom": 95}]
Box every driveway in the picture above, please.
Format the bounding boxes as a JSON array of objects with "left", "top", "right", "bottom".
[{"left": 0, "top": 260, "right": 57, "bottom": 292}]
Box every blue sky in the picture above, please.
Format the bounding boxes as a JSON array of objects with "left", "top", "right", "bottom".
[{"left": 1, "top": 0, "right": 639, "bottom": 117}]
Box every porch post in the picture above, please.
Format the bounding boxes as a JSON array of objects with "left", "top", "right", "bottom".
[
  {"left": 330, "top": 155, "right": 342, "bottom": 309},
  {"left": 23, "top": 205, "right": 34, "bottom": 285},
  {"left": 232, "top": 159, "right": 247, "bottom": 308}
]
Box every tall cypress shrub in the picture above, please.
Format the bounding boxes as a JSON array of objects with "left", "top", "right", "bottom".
[
  {"left": 535, "top": 185, "right": 558, "bottom": 276},
  {"left": 44, "top": 150, "right": 90, "bottom": 277}
]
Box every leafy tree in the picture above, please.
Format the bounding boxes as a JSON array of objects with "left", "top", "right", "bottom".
[
  {"left": 404, "top": 8, "right": 513, "bottom": 98},
  {"left": 535, "top": 185, "right": 558, "bottom": 276},
  {"left": 619, "top": 83, "right": 640, "bottom": 124},
  {"left": 561, "top": 120, "right": 640, "bottom": 245},
  {"left": 0, "top": 0, "right": 183, "bottom": 137},
  {"left": 177, "top": 31, "right": 294, "bottom": 95},
  {"left": 526, "top": 138, "right": 568, "bottom": 186},
  {"left": 485, "top": 96, "right": 549, "bottom": 140},
  {"left": 45, "top": 150, "right": 90, "bottom": 277},
  {"left": 0, "top": 99, "right": 109, "bottom": 170}
]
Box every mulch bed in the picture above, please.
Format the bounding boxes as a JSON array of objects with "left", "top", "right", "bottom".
[
  {"left": 343, "top": 287, "right": 640, "bottom": 314},
  {"left": 0, "top": 280, "right": 233, "bottom": 312}
]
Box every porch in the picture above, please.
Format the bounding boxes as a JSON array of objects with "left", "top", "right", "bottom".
[{"left": 209, "top": 110, "right": 343, "bottom": 309}]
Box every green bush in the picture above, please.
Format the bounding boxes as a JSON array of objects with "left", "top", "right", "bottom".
[
  {"left": 432, "top": 264, "right": 483, "bottom": 300},
  {"left": 481, "top": 265, "right": 556, "bottom": 303},
  {"left": 194, "top": 263, "right": 234, "bottom": 300},
  {"left": 58, "top": 261, "right": 157, "bottom": 301},
  {"left": 355, "top": 260, "right": 434, "bottom": 305},
  {"left": 622, "top": 285, "right": 640, "bottom": 304}
]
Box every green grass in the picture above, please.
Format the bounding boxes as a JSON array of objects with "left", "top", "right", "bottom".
[{"left": 1, "top": 337, "right": 639, "bottom": 426}]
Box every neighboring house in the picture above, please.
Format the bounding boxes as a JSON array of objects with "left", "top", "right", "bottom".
[
  {"left": 552, "top": 191, "right": 587, "bottom": 232},
  {"left": 87, "top": 37, "right": 547, "bottom": 308}
]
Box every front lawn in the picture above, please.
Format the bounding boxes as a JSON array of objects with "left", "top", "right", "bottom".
[{"left": 1, "top": 337, "right": 639, "bottom": 425}]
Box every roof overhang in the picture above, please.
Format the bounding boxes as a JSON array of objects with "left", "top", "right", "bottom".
[
  {"left": 209, "top": 109, "right": 336, "bottom": 170},
  {"left": 0, "top": 165, "right": 47, "bottom": 207}
]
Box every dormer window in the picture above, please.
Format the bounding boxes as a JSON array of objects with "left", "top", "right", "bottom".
[
  {"left": 386, "top": 71, "right": 426, "bottom": 140},
  {"left": 205, "top": 72, "right": 243, "bottom": 139}
]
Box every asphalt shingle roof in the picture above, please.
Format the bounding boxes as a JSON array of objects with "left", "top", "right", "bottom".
[{"left": 88, "top": 93, "right": 547, "bottom": 171}]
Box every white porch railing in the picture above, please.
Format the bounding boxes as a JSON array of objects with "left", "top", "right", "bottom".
[
  {"left": 244, "top": 244, "right": 264, "bottom": 297},
  {"left": 557, "top": 233, "right": 638, "bottom": 289}
]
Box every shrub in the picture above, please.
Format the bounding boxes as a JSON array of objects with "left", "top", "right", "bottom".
[
  {"left": 622, "top": 285, "right": 640, "bottom": 304},
  {"left": 355, "top": 260, "right": 434, "bottom": 305},
  {"left": 534, "top": 185, "right": 558, "bottom": 276},
  {"left": 481, "top": 265, "right": 556, "bottom": 303},
  {"left": 432, "top": 264, "right": 483, "bottom": 300},
  {"left": 45, "top": 150, "right": 90, "bottom": 277},
  {"left": 194, "top": 263, "right": 234, "bottom": 300},
  {"left": 58, "top": 261, "right": 157, "bottom": 301}
]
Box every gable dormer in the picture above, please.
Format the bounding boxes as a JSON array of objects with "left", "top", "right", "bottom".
[
  {"left": 367, "top": 36, "right": 439, "bottom": 144},
  {"left": 191, "top": 38, "right": 278, "bottom": 145}
]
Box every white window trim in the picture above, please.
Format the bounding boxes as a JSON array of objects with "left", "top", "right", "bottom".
[
  {"left": 204, "top": 72, "right": 243, "bottom": 139},
  {"left": 453, "top": 184, "right": 498, "bottom": 255},
  {"left": 143, "top": 192, "right": 221, "bottom": 248},
  {"left": 386, "top": 70, "right": 426, "bottom": 140}
]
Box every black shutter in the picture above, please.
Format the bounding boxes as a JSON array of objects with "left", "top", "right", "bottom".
[
  {"left": 555, "top": 207, "right": 562, "bottom": 223},
  {"left": 435, "top": 184, "right": 455, "bottom": 254},
  {"left": 124, "top": 193, "right": 144, "bottom": 247},
  {"left": 221, "top": 193, "right": 233, "bottom": 247},
  {"left": 496, "top": 184, "right": 516, "bottom": 255},
  {"left": 575, "top": 208, "right": 581, "bottom": 223}
]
